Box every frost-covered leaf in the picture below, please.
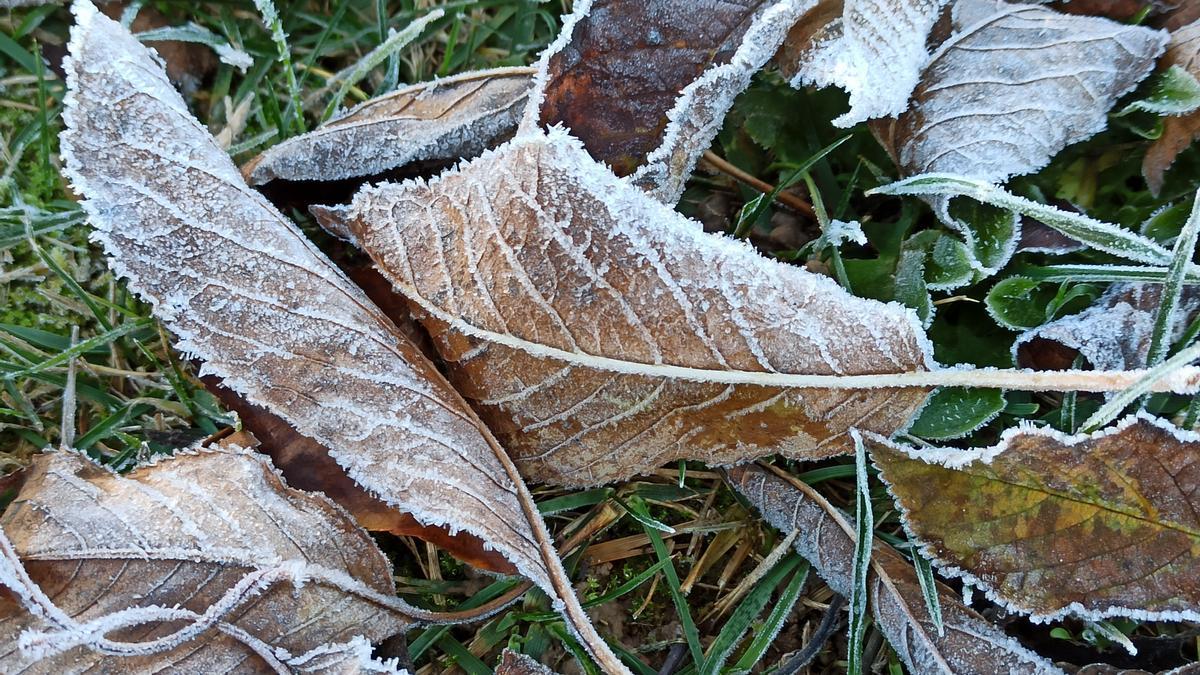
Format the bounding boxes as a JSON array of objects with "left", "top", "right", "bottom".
[
  {"left": 532, "top": 0, "right": 813, "bottom": 203},
  {"left": 496, "top": 649, "right": 557, "bottom": 675},
  {"left": 0, "top": 445, "right": 420, "bottom": 673},
  {"left": 322, "top": 128, "right": 934, "bottom": 488},
  {"left": 1144, "top": 20, "right": 1200, "bottom": 195},
  {"left": 58, "top": 5, "right": 623, "bottom": 671},
  {"left": 242, "top": 67, "right": 534, "bottom": 186},
  {"left": 782, "top": 0, "right": 952, "bottom": 127},
  {"left": 726, "top": 463, "right": 1062, "bottom": 675},
  {"left": 870, "top": 413, "right": 1200, "bottom": 622},
  {"left": 1014, "top": 284, "right": 1200, "bottom": 371},
  {"left": 876, "top": 0, "right": 1165, "bottom": 184}
]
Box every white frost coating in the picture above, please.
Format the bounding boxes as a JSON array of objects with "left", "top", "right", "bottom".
[
  {"left": 815, "top": 218, "right": 868, "bottom": 249},
  {"left": 244, "top": 67, "right": 534, "bottom": 184},
  {"left": 868, "top": 411, "right": 1200, "bottom": 625},
  {"left": 284, "top": 635, "right": 408, "bottom": 674},
  {"left": 789, "top": 0, "right": 951, "bottom": 128},
  {"left": 881, "top": 0, "right": 1166, "bottom": 275},
  {"left": 1013, "top": 284, "right": 1200, "bottom": 373},
  {"left": 629, "top": 0, "right": 816, "bottom": 204},
  {"left": 57, "top": 6, "right": 627, "bottom": 672}
]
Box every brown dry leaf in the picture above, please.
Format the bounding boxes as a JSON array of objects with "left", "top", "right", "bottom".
[
  {"left": 781, "top": 0, "right": 952, "bottom": 127},
  {"left": 726, "top": 463, "right": 1062, "bottom": 674},
  {"left": 0, "top": 444, "right": 427, "bottom": 673},
  {"left": 1160, "top": 2, "right": 1200, "bottom": 31},
  {"left": 58, "top": 4, "right": 625, "bottom": 671},
  {"left": 212, "top": 390, "right": 518, "bottom": 575},
  {"left": 322, "top": 128, "right": 934, "bottom": 488},
  {"left": 532, "top": 0, "right": 812, "bottom": 203},
  {"left": 875, "top": 0, "right": 1166, "bottom": 186},
  {"left": 1144, "top": 20, "right": 1200, "bottom": 195},
  {"left": 496, "top": 649, "right": 558, "bottom": 675},
  {"left": 870, "top": 413, "right": 1200, "bottom": 623},
  {"left": 1014, "top": 284, "right": 1200, "bottom": 372},
  {"left": 242, "top": 67, "right": 534, "bottom": 186}
]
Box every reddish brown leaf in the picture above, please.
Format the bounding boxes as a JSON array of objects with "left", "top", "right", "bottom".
[
  {"left": 1160, "top": 2, "right": 1200, "bottom": 31},
  {"left": 536, "top": 0, "right": 769, "bottom": 176},
  {"left": 59, "top": 4, "right": 626, "bottom": 669}
]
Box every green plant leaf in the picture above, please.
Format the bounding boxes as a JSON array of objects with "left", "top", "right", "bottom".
[{"left": 908, "top": 387, "right": 1005, "bottom": 440}]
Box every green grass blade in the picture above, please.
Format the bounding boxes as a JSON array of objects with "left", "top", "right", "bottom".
[
  {"left": 74, "top": 402, "right": 153, "bottom": 450},
  {"left": 628, "top": 495, "right": 703, "bottom": 667},
  {"left": 409, "top": 578, "right": 525, "bottom": 659},
  {"left": 847, "top": 430, "right": 874, "bottom": 675},
  {"left": 321, "top": 10, "right": 445, "bottom": 120},
  {"left": 1084, "top": 339, "right": 1200, "bottom": 431},
  {"left": 729, "top": 560, "right": 809, "bottom": 673},
  {"left": 547, "top": 622, "right": 603, "bottom": 675},
  {"left": 537, "top": 487, "right": 612, "bottom": 515},
  {"left": 435, "top": 634, "right": 493, "bottom": 675},
  {"left": 606, "top": 640, "right": 658, "bottom": 675},
  {"left": 699, "top": 553, "right": 804, "bottom": 674},
  {"left": 733, "top": 135, "right": 850, "bottom": 238},
  {"left": 1147, "top": 190, "right": 1200, "bottom": 369},
  {"left": 253, "top": 0, "right": 305, "bottom": 135},
  {"left": 4, "top": 319, "right": 151, "bottom": 381},
  {"left": 519, "top": 559, "right": 670, "bottom": 621},
  {"left": 911, "top": 552, "right": 944, "bottom": 638}
]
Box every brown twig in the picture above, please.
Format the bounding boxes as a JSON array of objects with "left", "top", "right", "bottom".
[{"left": 701, "top": 150, "right": 816, "bottom": 219}]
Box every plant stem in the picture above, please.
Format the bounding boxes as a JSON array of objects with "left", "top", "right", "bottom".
[{"left": 702, "top": 151, "right": 816, "bottom": 218}]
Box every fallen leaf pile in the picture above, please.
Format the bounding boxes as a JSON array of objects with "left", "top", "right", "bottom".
[{"left": 6, "top": 0, "right": 1200, "bottom": 671}]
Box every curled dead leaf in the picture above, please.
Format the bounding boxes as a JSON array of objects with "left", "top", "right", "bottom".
[
  {"left": 58, "top": 4, "right": 625, "bottom": 671},
  {"left": 870, "top": 413, "right": 1200, "bottom": 623},
  {"left": 321, "top": 128, "right": 934, "bottom": 487},
  {"left": 0, "top": 444, "right": 427, "bottom": 673},
  {"left": 242, "top": 67, "right": 534, "bottom": 186},
  {"left": 727, "top": 463, "right": 1062, "bottom": 674},
  {"left": 783, "top": 0, "right": 952, "bottom": 127}
]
